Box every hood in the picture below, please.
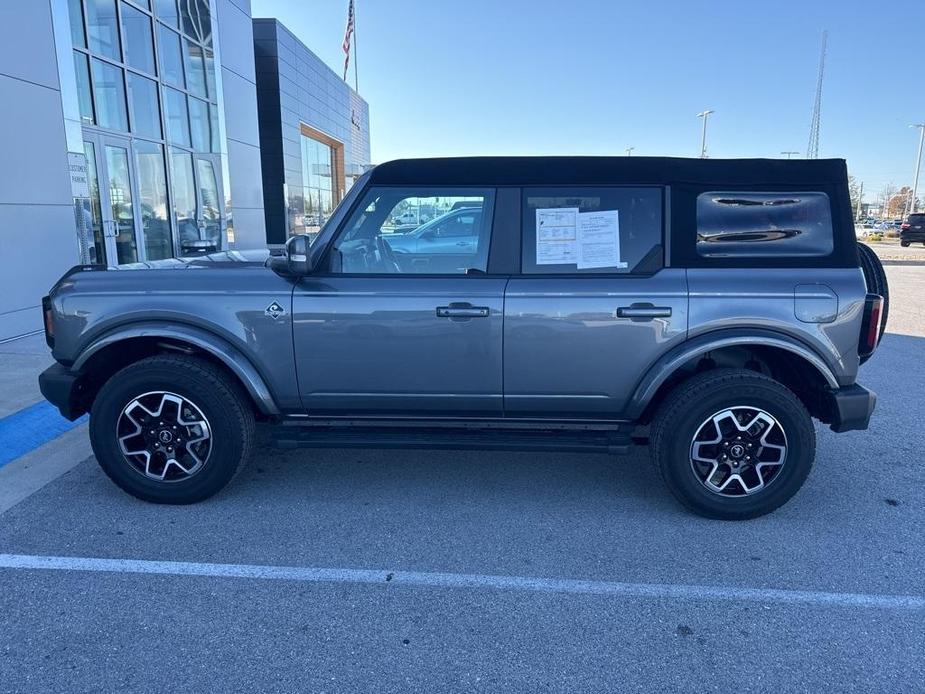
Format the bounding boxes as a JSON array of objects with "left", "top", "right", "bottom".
[{"left": 110, "top": 249, "right": 272, "bottom": 270}]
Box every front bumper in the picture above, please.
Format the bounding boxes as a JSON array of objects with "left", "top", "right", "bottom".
[
  {"left": 826, "top": 384, "right": 876, "bottom": 433},
  {"left": 38, "top": 363, "right": 85, "bottom": 421}
]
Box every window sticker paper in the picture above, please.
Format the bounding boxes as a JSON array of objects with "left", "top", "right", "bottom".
[
  {"left": 577, "top": 210, "right": 627, "bottom": 269},
  {"left": 535, "top": 207, "right": 578, "bottom": 264}
]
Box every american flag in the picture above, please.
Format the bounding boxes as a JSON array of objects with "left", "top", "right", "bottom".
[{"left": 342, "top": 0, "right": 355, "bottom": 81}]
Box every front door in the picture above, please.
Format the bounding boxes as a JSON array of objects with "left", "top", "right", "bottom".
[{"left": 292, "top": 186, "right": 505, "bottom": 417}]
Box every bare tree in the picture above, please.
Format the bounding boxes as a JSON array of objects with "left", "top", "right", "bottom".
[{"left": 879, "top": 183, "right": 897, "bottom": 220}]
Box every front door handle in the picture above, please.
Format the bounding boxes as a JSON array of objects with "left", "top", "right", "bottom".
[
  {"left": 436, "top": 303, "right": 490, "bottom": 319},
  {"left": 616, "top": 304, "right": 672, "bottom": 321}
]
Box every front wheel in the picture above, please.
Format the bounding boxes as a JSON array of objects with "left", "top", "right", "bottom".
[
  {"left": 901, "top": 240, "right": 910, "bottom": 247},
  {"left": 89, "top": 354, "right": 255, "bottom": 504},
  {"left": 650, "top": 369, "right": 815, "bottom": 520}
]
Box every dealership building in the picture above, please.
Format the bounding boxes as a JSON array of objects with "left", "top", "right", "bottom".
[{"left": 0, "top": 0, "right": 370, "bottom": 341}]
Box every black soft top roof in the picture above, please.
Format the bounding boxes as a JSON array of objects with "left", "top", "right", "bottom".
[{"left": 369, "top": 156, "right": 848, "bottom": 187}]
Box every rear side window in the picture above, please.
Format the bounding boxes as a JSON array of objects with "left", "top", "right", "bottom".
[
  {"left": 696, "top": 192, "right": 833, "bottom": 258},
  {"left": 522, "top": 187, "right": 663, "bottom": 274}
]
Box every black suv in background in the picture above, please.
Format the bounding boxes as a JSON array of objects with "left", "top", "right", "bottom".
[{"left": 900, "top": 213, "right": 925, "bottom": 246}]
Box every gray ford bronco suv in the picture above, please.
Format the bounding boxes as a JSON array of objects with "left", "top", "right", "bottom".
[{"left": 39, "top": 157, "right": 887, "bottom": 519}]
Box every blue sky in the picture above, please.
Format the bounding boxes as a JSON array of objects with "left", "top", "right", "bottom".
[{"left": 252, "top": 0, "right": 925, "bottom": 202}]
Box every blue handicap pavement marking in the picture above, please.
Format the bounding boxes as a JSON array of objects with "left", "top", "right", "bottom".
[{"left": 0, "top": 401, "right": 87, "bottom": 470}]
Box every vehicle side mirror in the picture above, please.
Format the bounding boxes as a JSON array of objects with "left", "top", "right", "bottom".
[
  {"left": 286, "top": 234, "right": 313, "bottom": 275},
  {"left": 420, "top": 229, "right": 435, "bottom": 241}
]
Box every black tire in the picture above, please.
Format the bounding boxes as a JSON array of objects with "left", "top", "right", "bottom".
[
  {"left": 650, "top": 369, "right": 815, "bottom": 520},
  {"left": 900, "top": 240, "right": 910, "bottom": 247},
  {"left": 89, "top": 354, "right": 255, "bottom": 504},
  {"left": 857, "top": 242, "right": 889, "bottom": 345}
]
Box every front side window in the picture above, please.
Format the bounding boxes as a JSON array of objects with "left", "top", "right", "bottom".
[
  {"left": 522, "top": 187, "right": 663, "bottom": 274},
  {"left": 696, "top": 191, "right": 833, "bottom": 258},
  {"left": 330, "top": 188, "right": 494, "bottom": 275}
]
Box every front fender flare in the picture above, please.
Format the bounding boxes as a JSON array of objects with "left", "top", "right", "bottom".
[
  {"left": 626, "top": 329, "right": 840, "bottom": 420},
  {"left": 72, "top": 321, "right": 280, "bottom": 416}
]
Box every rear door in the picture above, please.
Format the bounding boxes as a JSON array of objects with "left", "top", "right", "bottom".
[
  {"left": 504, "top": 186, "right": 688, "bottom": 418},
  {"left": 292, "top": 186, "right": 507, "bottom": 417}
]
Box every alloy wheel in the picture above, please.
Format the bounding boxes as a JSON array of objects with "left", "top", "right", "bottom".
[
  {"left": 116, "top": 391, "right": 212, "bottom": 482},
  {"left": 689, "top": 406, "right": 788, "bottom": 497}
]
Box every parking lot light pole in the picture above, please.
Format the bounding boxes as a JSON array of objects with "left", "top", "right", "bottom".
[
  {"left": 625, "top": 147, "right": 635, "bottom": 156},
  {"left": 781, "top": 151, "right": 799, "bottom": 159},
  {"left": 697, "top": 110, "right": 714, "bottom": 158},
  {"left": 908, "top": 123, "right": 925, "bottom": 216}
]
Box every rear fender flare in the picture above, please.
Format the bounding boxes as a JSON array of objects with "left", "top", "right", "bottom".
[{"left": 627, "top": 329, "right": 840, "bottom": 419}]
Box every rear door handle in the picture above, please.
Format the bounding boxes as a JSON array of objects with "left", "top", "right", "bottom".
[
  {"left": 616, "top": 304, "right": 672, "bottom": 320},
  {"left": 436, "top": 303, "right": 490, "bottom": 318}
]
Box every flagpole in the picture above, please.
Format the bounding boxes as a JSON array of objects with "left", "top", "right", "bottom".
[{"left": 352, "top": 1, "right": 358, "bottom": 93}]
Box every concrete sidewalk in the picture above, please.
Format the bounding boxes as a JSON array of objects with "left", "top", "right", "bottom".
[
  {"left": 0, "top": 333, "right": 89, "bottom": 514},
  {"left": 0, "top": 332, "right": 50, "bottom": 418}
]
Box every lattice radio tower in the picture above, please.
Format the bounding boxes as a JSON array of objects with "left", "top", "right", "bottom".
[{"left": 806, "top": 30, "right": 828, "bottom": 159}]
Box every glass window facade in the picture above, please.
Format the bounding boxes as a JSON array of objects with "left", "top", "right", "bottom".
[
  {"left": 295, "top": 135, "right": 335, "bottom": 239},
  {"left": 120, "top": 2, "right": 156, "bottom": 74},
  {"left": 170, "top": 151, "right": 198, "bottom": 250},
  {"left": 74, "top": 51, "right": 94, "bottom": 124},
  {"left": 135, "top": 141, "right": 171, "bottom": 259},
  {"left": 188, "top": 97, "right": 210, "bottom": 152},
  {"left": 68, "top": 0, "right": 87, "bottom": 47},
  {"left": 91, "top": 58, "right": 127, "bottom": 130},
  {"left": 180, "top": 0, "right": 211, "bottom": 46},
  {"left": 157, "top": 24, "right": 184, "bottom": 86},
  {"left": 154, "top": 0, "right": 178, "bottom": 27},
  {"left": 163, "top": 86, "right": 190, "bottom": 146},
  {"left": 126, "top": 72, "right": 161, "bottom": 139},
  {"left": 183, "top": 39, "right": 207, "bottom": 97},
  {"left": 86, "top": 0, "right": 120, "bottom": 60},
  {"left": 68, "top": 0, "right": 223, "bottom": 263}
]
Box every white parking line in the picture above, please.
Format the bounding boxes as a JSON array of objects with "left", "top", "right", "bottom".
[{"left": 1, "top": 553, "right": 923, "bottom": 610}]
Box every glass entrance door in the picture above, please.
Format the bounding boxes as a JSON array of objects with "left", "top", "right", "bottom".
[
  {"left": 82, "top": 140, "right": 108, "bottom": 265},
  {"left": 194, "top": 156, "right": 222, "bottom": 252},
  {"left": 84, "top": 133, "right": 140, "bottom": 265},
  {"left": 171, "top": 153, "right": 224, "bottom": 256},
  {"left": 84, "top": 134, "right": 175, "bottom": 264}
]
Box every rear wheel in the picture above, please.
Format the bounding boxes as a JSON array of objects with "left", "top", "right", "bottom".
[
  {"left": 650, "top": 369, "right": 815, "bottom": 520},
  {"left": 89, "top": 354, "right": 255, "bottom": 504}
]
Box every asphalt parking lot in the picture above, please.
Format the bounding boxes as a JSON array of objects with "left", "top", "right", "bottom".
[{"left": 2, "top": 265, "right": 924, "bottom": 692}]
